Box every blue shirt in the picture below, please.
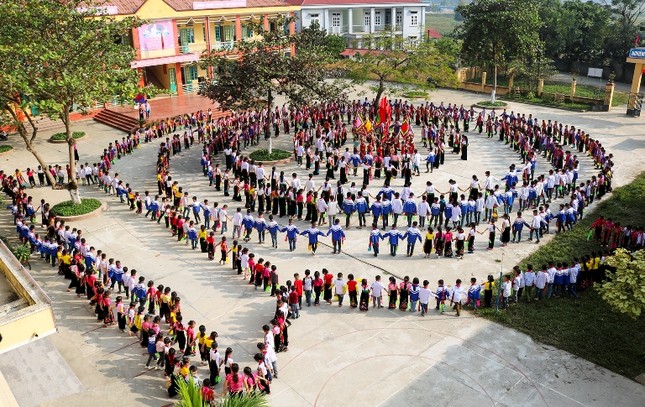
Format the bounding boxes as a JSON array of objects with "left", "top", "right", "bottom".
[{"left": 301, "top": 228, "right": 326, "bottom": 244}]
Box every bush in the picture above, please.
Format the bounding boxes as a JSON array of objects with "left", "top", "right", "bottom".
[
  {"left": 50, "top": 131, "right": 86, "bottom": 141},
  {"left": 401, "top": 90, "right": 428, "bottom": 99},
  {"left": 476, "top": 100, "right": 508, "bottom": 107},
  {"left": 249, "top": 149, "right": 291, "bottom": 162},
  {"left": 0, "top": 145, "right": 13, "bottom": 153},
  {"left": 51, "top": 198, "right": 101, "bottom": 217}
]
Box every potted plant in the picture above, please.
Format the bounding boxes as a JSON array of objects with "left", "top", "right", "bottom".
[{"left": 12, "top": 243, "right": 32, "bottom": 270}]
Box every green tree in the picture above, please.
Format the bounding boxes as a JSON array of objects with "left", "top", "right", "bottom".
[
  {"left": 456, "top": 0, "right": 542, "bottom": 102},
  {"left": 200, "top": 16, "right": 346, "bottom": 153},
  {"left": 605, "top": 0, "right": 645, "bottom": 58},
  {"left": 0, "top": 0, "right": 143, "bottom": 203},
  {"left": 344, "top": 35, "right": 459, "bottom": 106},
  {"left": 297, "top": 20, "right": 347, "bottom": 60},
  {"left": 557, "top": 0, "right": 612, "bottom": 63},
  {"left": 596, "top": 249, "right": 645, "bottom": 319},
  {"left": 535, "top": 0, "right": 565, "bottom": 59}
]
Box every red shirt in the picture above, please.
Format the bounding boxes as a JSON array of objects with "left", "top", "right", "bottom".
[
  {"left": 294, "top": 279, "right": 303, "bottom": 295},
  {"left": 324, "top": 273, "right": 333, "bottom": 285},
  {"left": 289, "top": 291, "right": 299, "bottom": 305},
  {"left": 347, "top": 280, "right": 358, "bottom": 293}
]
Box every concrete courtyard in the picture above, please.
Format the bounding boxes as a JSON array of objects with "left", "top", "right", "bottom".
[{"left": 0, "top": 87, "right": 644, "bottom": 407}]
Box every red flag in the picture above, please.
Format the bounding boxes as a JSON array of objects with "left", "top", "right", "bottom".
[
  {"left": 401, "top": 119, "right": 409, "bottom": 135},
  {"left": 379, "top": 96, "right": 388, "bottom": 124},
  {"left": 636, "top": 34, "right": 641, "bottom": 46}
]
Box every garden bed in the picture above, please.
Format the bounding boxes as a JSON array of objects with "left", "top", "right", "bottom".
[
  {"left": 249, "top": 149, "right": 292, "bottom": 164},
  {"left": 0, "top": 145, "right": 13, "bottom": 154},
  {"left": 473, "top": 100, "right": 508, "bottom": 109},
  {"left": 51, "top": 198, "right": 103, "bottom": 220},
  {"left": 49, "top": 131, "right": 86, "bottom": 143}
]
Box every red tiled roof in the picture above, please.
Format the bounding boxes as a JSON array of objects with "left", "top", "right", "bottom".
[
  {"left": 288, "top": 0, "right": 421, "bottom": 5},
  {"left": 95, "top": 0, "right": 146, "bottom": 14},
  {"left": 427, "top": 28, "right": 442, "bottom": 39},
  {"left": 163, "top": 0, "right": 291, "bottom": 10},
  {"left": 98, "top": 0, "right": 291, "bottom": 14}
]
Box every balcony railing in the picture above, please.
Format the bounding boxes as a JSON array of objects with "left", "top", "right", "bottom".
[
  {"left": 179, "top": 43, "right": 207, "bottom": 54},
  {"left": 182, "top": 83, "right": 197, "bottom": 94},
  {"left": 211, "top": 41, "right": 236, "bottom": 51}
]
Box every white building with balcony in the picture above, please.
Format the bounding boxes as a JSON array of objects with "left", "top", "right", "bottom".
[{"left": 289, "top": 0, "right": 426, "bottom": 48}]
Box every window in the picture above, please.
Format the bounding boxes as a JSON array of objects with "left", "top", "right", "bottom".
[
  {"left": 332, "top": 12, "right": 341, "bottom": 28},
  {"left": 364, "top": 13, "right": 371, "bottom": 27},
  {"left": 375, "top": 12, "right": 382, "bottom": 26},
  {"left": 309, "top": 13, "right": 320, "bottom": 25},
  {"left": 410, "top": 11, "right": 418, "bottom": 27},
  {"left": 395, "top": 11, "right": 402, "bottom": 27},
  {"left": 179, "top": 27, "right": 195, "bottom": 45}
]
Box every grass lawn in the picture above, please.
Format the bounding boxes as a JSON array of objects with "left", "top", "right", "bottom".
[
  {"left": 543, "top": 83, "right": 629, "bottom": 107},
  {"left": 425, "top": 13, "right": 459, "bottom": 35},
  {"left": 0, "top": 145, "right": 13, "bottom": 153},
  {"left": 479, "top": 171, "right": 645, "bottom": 380},
  {"left": 477, "top": 290, "right": 645, "bottom": 379},
  {"left": 501, "top": 94, "right": 591, "bottom": 112}
]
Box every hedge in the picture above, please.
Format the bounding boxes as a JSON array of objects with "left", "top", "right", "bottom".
[{"left": 50, "top": 131, "right": 86, "bottom": 141}]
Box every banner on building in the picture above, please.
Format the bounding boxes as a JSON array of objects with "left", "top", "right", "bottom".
[{"left": 139, "top": 20, "right": 174, "bottom": 51}]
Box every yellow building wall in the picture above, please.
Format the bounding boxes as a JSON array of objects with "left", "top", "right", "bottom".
[
  {"left": 0, "top": 305, "right": 57, "bottom": 354},
  {"left": 126, "top": 0, "right": 299, "bottom": 20}
]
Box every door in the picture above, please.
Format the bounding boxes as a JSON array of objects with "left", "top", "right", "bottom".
[
  {"left": 169, "top": 67, "right": 177, "bottom": 94},
  {"left": 179, "top": 27, "right": 195, "bottom": 53}
]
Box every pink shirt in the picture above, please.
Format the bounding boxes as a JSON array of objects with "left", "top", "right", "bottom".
[{"left": 226, "top": 373, "right": 244, "bottom": 393}]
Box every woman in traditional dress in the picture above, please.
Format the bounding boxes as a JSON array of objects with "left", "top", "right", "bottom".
[
  {"left": 387, "top": 277, "right": 398, "bottom": 309},
  {"left": 423, "top": 226, "right": 434, "bottom": 258},
  {"left": 359, "top": 279, "right": 370, "bottom": 311},
  {"left": 461, "top": 135, "right": 469, "bottom": 161},
  {"left": 398, "top": 276, "right": 410, "bottom": 311}
]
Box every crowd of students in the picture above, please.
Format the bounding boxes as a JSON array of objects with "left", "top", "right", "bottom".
[
  {"left": 0, "top": 123, "right": 304, "bottom": 404},
  {"left": 0, "top": 96, "right": 634, "bottom": 406}
]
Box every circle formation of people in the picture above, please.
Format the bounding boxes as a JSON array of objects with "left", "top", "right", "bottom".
[{"left": 5, "top": 95, "right": 643, "bottom": 404}]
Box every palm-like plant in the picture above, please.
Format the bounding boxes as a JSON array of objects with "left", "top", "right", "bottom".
[
  {"left": 174, "top": 376, "right": 202, "bottom": 407},
  {"left": 218, "top": 393, "right": 269, "bottom": 407}
]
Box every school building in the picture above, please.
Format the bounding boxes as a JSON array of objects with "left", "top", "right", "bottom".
[
  {"left": 289, "top": 0, "right": 426, "bottom": 48},
  {"left": 101, "top": 0, "right": 300, "bottom": 95}
]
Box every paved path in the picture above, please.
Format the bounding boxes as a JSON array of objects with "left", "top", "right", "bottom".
[{"left": 0, "top": 86, "right": 644, "bottom": 406}]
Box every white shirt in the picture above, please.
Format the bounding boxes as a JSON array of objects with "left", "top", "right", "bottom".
[
  {"left": 419, "top": 287, "right": 432, "bottom": 304},
  {"left": 232, "top": 212, "right": 243, "bottom": 226},
  {"left": 334, "top": 278, "right": 345, "bottom": 295},
  {"left": 370, "top": 281, "right": 385, "bottom": 297}
]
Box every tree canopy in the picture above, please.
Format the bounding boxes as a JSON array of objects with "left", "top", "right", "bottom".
[
  {"left": 0, "top": 0, "right": 143, "bottom": 201},
  {"left": 343, "top": 35, "right": 459, "bottom": 106},
  {"left": 596, "top": 249, "right": 645, "bottom": 319},
  {"left": 297, "top": 21, "right": 347, "bottom": 61},
  {"left": 200, "top": 16, "right": 347, "bottom": 112},
  {"left": 456, "top": 0, "right": 542, "bottom": 92}
]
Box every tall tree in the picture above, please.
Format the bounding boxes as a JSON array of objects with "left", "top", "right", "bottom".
[
  {"left": 200, "top": 16, "right": 346, "bottom": 153},
  {"left": 297, "top": 20, "right": 346, "bottom": 61},
  {"left": 0, "top": 0, "right": 143, "bottom": 203},
  {"left": 456, "top": 0, "right": 542, "bottom": 102},
  {"left": 557, "top": 0, "right": 612, "bottom": 63},
  {"left": 344, "top": 35, "right": 459, "bottom": 107}
]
